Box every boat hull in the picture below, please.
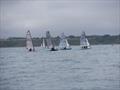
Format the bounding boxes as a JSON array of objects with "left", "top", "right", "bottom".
[
  {"left": 50, "top": 49, "right": 58, "bottom": 51},
  {"left": 80, "top": 46, "right": 91, "bottom": 49},
  {"left": 50, "top": 47, "right": 58, "bottom": 51},
  {"left": 60, "top": 47, "right": 72, "bottom": 50}
]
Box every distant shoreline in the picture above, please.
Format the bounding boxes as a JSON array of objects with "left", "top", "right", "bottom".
[
  {"left": 0, "top": 44, "right": 120, "bottom": 48},
  {"left": 0, "top": 35, "right": 119, "bottom": 47}
]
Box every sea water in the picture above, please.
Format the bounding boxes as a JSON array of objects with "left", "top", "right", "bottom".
[{"left": 0, "top": 45, "right": 120, "bottom": 90}]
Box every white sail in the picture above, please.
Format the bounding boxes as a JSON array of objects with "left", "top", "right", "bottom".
[
  {"left": 41, "top": 38, "right": 45, "bottom": 48},
  {"left": 46, "top": 31, "right": 58, "bottom": 51},
  {"left": 80, "top": 31, "right": 90, "bottom": 49},
  {"left": 26, "top": 30, "right": 35, "bottom": 51},
  {"left": 65, "top": 39, "right": 70, "bottom": 47},
  {"left": 46, "top": 31, "right": 53, "bottom": 49},
  {"left": 59, "top": 33, "right": 71, "bottom": 50},
  {"left": 86, "top": 38, "right": 90, "bottom": 46}
]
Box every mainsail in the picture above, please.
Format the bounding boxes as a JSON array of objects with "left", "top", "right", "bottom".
[
  {"left": 46, "top": 31, "right": 53, "bottom": 49},
  {"left": 65, "top": 39, "right": 70, "bottom": 47},
  {"left": 80, "top": 31, "right": 90, "bottom": 49},
  {"left": 26, "top": 30, "right": 35, "bottom": 51},
  {"left": 41, "top": 38, "right": 46, "bottom": 48},
  {"left": 59, "top": 33, "right": 71, "bottom": 50}
]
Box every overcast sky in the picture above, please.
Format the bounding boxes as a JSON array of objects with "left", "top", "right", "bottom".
[{"left": 0, "top": 0, "right": 120, "bottom": 38}]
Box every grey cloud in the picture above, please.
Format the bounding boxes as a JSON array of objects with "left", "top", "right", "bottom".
[{"left": 0, "top": 0, "right": 119, "bottom": 38}]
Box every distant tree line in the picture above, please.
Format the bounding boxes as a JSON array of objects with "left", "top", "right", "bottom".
[{"left": 0, "top": 35, "right": 119, "bottom": 47}]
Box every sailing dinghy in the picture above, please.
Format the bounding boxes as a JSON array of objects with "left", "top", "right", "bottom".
[
  {"left": 26, "top": 30, "right": 35, "bottom": 51},
  {"left": 46, "top": 31, "right": 58, "bottom": 51},
  {"left": 80, "top": 31, "right": 90, "bottom": 49},
  {"left": 59, "top": 33, "right": 71, "bottom": 50}
]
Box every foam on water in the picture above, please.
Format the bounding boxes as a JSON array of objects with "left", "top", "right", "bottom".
[{"left": 0, "top": 45, "right": 120, "bottom": 90}]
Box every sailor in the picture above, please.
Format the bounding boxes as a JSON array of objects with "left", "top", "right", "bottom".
[
  {"left": 29, "top": 48, "right": 32, "bottom": 51},
  {"left": 51, "top": 47, "right": 55, "bottom": 51},
  {"left": 64, "top": 47, "right": 66, "bottom": 49}
]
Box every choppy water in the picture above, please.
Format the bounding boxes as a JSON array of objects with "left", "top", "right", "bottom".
[{"left": 0, "top": 45, "right": 120, "bottom": 90}]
